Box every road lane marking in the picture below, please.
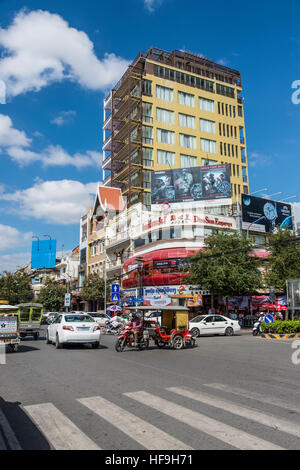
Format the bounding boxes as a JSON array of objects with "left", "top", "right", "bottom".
[
  {"left": 0, "top": 407, "right": 21, "bottom": 450},
  {"left": 78, "top": 396, "right": 191, "bottom": 450},
  {"left": 204, "top": 383, "right": 300, "bottom": 414},
  {"left": 168, "top": 386, "right": 300, "bottom": 440},
  {"left": 24, "top": 403, "right": 100, "bottom": 450},
  {"left": 125, "top": 391, "right": 283, "bottom": 450}
]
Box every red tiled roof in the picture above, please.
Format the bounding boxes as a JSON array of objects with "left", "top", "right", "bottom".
[{"left": 98, "top": 186, "right": 125, "bottom": 212}]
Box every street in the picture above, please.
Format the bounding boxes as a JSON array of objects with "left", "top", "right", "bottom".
[{"left": 0, "top": 327, "right": 300, "bottom": 450}]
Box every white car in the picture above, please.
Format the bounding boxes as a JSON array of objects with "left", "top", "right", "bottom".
[
  {"left": 145, "top": 311, "right": 162, "bottom": 325},
  {"left": 189, "top": 314, "right": 240, "bottom": 337},
  {"left": 46, "top": 313, "right": 101, "bottom": 349},
  {"left": 87, "top": 312, "right": 110, "bottom": 327}
]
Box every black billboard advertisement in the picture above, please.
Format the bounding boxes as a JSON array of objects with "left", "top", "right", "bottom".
[
  {"left": 151, "top": 164, "right": 231, "bottom": 204},
  {"left": 241, "top": 194, "right": 293, "bottom": 233}
]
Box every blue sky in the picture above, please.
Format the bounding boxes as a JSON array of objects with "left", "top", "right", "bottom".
[{"left": 0, "top": 0, "right": 300, "bottom": 271}]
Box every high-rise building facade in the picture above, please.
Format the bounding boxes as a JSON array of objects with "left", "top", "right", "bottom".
[{"left": 102, "top": 47, "right": 249, "bottom": 208}]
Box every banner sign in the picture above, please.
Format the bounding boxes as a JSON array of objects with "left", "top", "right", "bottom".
[
  {"left": 0, "top": 316, "right": 17, "bottom": 334},
  {"left": 241, "top": 194, "right": 293, "bottom": 233},
  {"left": 151, "top": 164, "right": 231, "bottom": 205}
]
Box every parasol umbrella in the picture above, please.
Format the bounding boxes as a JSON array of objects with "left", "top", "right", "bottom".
[{"left": 106, "top": 305, "right": 122, "bottom": 312}]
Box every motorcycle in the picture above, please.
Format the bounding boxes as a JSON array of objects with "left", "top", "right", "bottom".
[
  {"left": 105, "top": 320, "right": 123, "bottom": 335},
  {"left": 252, "top": 321, "right": 262, "bottom": 336},
  {"left": 115, "top": 324, "right": 149, "bottom": 352}
]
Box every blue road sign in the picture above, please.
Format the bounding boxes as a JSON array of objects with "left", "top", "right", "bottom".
[
  {"left": 111, "top": 293, "right": 120, "bottom": 302},
  {"left": 264, "top": 314, "right": 274, "bottom": 324},
  {"left": 111, "top": 284, "right": 119, "bottom": 293}
]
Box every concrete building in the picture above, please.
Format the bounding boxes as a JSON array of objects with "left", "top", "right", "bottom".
[{"left": 102, "top": 47, "right": 249, "bottom": 208}]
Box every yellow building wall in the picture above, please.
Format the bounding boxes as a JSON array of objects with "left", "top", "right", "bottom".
[{"left": 141, "top": 61, "right": 249, "bottom": 203}]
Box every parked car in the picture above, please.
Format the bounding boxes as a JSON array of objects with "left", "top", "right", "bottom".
[
  {"left": 46, "top": 313, "right": 101, "bottom": 349},
  {"left": 145, "top": 311, "right": 162, "bottom": 325},
  {"left": 46, "top": 312, "right": 60, "bottom": 324},
  {"left": 87, "top": 312, "right": 110, "bottom": 327},
  {"left": 189, "top": 314, "right": 240, "bottom": 337}
]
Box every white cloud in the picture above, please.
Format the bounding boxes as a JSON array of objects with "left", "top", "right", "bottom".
[
  {"left": 0, "top": 114, "right": 31, "bottom": 147},
  {"left": 249, "top": 152, "right": 273, "bottom": 168},
  {"left": 1, "top": 179, "right": 98, "bottom": 225},
  {"left": 51, "top": 110, "right": 76, "bottom": 126},
  {"left": 0, "top": 252, "right": 30, "bottom": 273},
  {"left": 0, "top": 224, "right": 32, "bottom": 252},
  {"left": 0, "top": 113, "right": 101, "bottom": 168},
  {"left": 0, "top": 9, "right": 130, "bottom": 97},
  {"left": 144, "top": 0, "right": 162, "bottom": 12},
  {"left": 6, "top": 144, "right": 101, "bottom": 169}
]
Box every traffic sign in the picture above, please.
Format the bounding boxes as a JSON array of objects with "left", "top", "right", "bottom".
[
  {"left": 264, "top": 314, "right": 274, "bottom": 324},
  {"left": 64, "top": 293, "right": 71, "bottom": 307},
  {"left": 111, "top": 292, "right": 120, "bottom": 302},
  {"left": 111, "top": 284, "right": 119, "bottom": 293}
]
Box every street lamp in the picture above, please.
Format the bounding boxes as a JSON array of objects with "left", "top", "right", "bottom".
[
  {"left": 250, "top": 188, "right": 268, "bottom": 196},
  {"left": 246, "top": 215, "right": 267, "bottom": 239},
  {"left": 262, "top": 192, "right": 282, "bottom": 199},
  {"left": 280, "top": 195, "right": 297, "bottom": 202}
]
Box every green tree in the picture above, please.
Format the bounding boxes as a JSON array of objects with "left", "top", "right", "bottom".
[
  {"left": 81, "top": 273, "right": 105, "bottom": 303},
  {"left": 267, "top": 229, "right": 300, "bottom": 292},
  {"left": 0, "top": 271, "right": 34, "bottom": 305},
  {"left": 189, "top": 231, "right": 263, "bottom": 306},
  {"left": 37, "top": 277, "right": 66, "bottom": 311}
]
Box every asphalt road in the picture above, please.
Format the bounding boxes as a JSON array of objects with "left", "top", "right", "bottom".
[{"left": 0, "top": 327, "right": 300, "bottom": 450}]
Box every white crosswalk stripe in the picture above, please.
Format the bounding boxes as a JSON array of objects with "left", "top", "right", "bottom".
[
  {"left": 78, "top": 396, "right": 192, "bottom": 450},
  {"left": 204, "top": 383, "right": 300, "bottom": 414},
  {"left": 168, "top": 386, "right": 300, "bottom": 440},
  {"left": 125, "top": 391, "right": 284, "bottom": 450},
  {"left": 24, "top": 403, "right": 100, "bottom": 450}
]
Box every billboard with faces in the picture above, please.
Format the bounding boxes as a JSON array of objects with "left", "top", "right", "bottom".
[{"left": 151, "top": 164, "right": 231, "bottom": 205}]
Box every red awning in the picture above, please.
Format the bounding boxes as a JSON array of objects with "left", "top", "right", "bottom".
[
  {"left": 123, "top": 247, "right": 202, "bottom": 270},
  {"left": 122, "top": 272, "right": 189, "bottom": 289}
]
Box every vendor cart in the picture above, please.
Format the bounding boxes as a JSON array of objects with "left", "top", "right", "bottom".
[{"left": 0, "top": 304, "right": 20, "bottom": 352}]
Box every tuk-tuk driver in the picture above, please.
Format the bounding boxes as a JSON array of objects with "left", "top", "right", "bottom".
[{"left": 130, "top": 313, "right": 143, "bottom": 345}]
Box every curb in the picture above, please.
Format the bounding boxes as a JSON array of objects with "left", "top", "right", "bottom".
[{"left": 261, "top": 333, "right": 300, "bottom": 340}]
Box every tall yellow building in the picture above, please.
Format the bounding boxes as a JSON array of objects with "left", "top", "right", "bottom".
[{"left": 102, "top": 47, "right": 249, "bottom": 208}]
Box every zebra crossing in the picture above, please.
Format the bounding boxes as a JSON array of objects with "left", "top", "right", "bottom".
[{"left": 19, "top": 382, "right": 300, "bottom": 450}]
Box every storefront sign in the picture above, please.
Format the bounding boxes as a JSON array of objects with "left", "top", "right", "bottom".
[{"left": 142, "top": 211, "right": 235, "bottom": 232}]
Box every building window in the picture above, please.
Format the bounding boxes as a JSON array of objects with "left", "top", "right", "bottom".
[
  {"left": 156, "top": 107, "right": 174, "bottom": 124},
  {"left": 202, "top": 158, "right": 218, "bottom": 166},
  {"left": 131, "top": 172, "right": 139, "bottom": 187},
  {"left": 180, "top": 154, "right": 197, "bottom": 168},
  {"left": 156, "top": 85, "right": 174, "bottom": 101},
  {"left": 179, "top": 113, "right": 196, "bottom": 129},
  {"left": 179, "top": 133, "right": 197, "bottom": 149},
  {"left": 142, "top": 102, "right": 153, "bottom": 123},
  {"left": 143, "top": 170, "right": 152, "bottom": 189},
  {"left": 142, "top": 147, "right": 153, "bottom": 167},
  {"left": 200, "top": 138, "right": 216, "bottom": 154},
  {"left": 157, "top": 128, "right": 175, "bottom": 145},
  {"left": 157, "top": 149, "right": 175, "bottom": 166},
  {"left": 142, "top": 80, "right": 152, "bottom": 96},
  {"left": 238, "top": 105, "right": 243, "bottom": 117},
  {"left": 178, "top": 91, "right": 195, "bottom": 107},
  {"left": 200, "top": 118, "right": 216, "bottom": 134},
  {"left": 242, "top": 166, "right": 247, "bottom": 183},
  {"left": 216, "top": 83, "right": 235, "bottom": 98},
  {"left": 142, "top": 125, "right": 153, "bottom": 145},
  {"left": 143, "top": 192, "right": 151, "bottom": 209},
  {"left": 199, "top": 97, "right": 214, "bottom": 112}
]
